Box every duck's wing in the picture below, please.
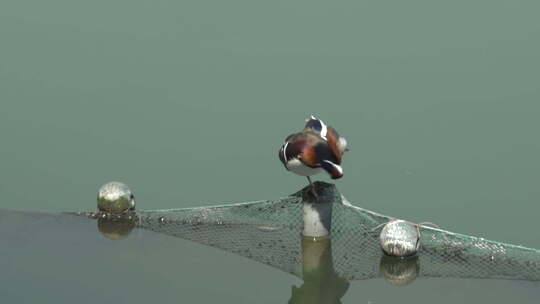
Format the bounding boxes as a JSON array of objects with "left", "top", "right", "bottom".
[
  {"left": 326, "top": 127, "right": 347, "bottom": 162},
  {"left": 314, "top": 143, "right": 344, "bottom": 179}
]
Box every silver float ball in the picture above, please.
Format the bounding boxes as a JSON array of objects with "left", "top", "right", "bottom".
[
  {"left": 379, "top": 219, "right": 420, "bottom": 257},
  {"left": 97, "top": 181, "right": 135, "bottom": 213}
]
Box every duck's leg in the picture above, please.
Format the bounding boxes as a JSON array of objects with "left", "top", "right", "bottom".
[{"left": 306, "top": 176, "right": 318, "bottom": 199}]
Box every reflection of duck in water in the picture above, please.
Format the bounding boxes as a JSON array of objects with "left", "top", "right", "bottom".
[
  {"left": 288, "top": 237, "right": 350, "bottom": 304},
  {"left": 278, "top": 116, "right": 348, "bottom": 192},
  {"left": 287, "top": 238, "right": 419, "bottom": 303}
]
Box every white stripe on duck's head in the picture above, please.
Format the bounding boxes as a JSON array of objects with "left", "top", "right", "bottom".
[{"left": 304, "top": 114, "right": 328, "bottom": 140}]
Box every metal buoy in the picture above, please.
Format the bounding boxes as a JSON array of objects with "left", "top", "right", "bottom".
[
  {"left": 97, "top": 181, "right": 135, "bottom": 213},
  {"left": 379, "top": 219, "right": 419, "bottom": 257}
]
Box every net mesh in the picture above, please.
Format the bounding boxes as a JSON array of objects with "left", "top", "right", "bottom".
[{"left": 81, "top": 182, "right": 540, "bottom": 282}]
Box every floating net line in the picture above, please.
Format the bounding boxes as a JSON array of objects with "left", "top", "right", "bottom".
[{"left": 82, "top": 182, "right": 540, "bottom": 282}]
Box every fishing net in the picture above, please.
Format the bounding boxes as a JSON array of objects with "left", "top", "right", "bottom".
[{"left": 80, "top": 182, "right": 540, "bottom": 283}]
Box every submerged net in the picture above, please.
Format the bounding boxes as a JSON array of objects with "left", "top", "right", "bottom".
[{"left": 83, "top": 182, "right": 540, "bottom": 282}]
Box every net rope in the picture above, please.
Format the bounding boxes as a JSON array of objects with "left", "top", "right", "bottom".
[{"left": 85, "top": 182, "right": 540, "bottom": 282}]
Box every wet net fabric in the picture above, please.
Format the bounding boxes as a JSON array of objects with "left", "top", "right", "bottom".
[
  {"left": 331, "top": 200, "right": 540, "bottom": 281},
  {"left": 127, "top": 184, "right": 540, "bottom": 281},
  {"left": 137, "top": 197, "right": 306, "bottom": 277}
]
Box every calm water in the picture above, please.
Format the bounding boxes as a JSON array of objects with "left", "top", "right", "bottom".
[{"left": 1, "top": 0, "right": 539, "bottom": 302}]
